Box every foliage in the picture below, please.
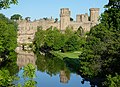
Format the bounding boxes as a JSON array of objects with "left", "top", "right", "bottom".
[
  {"left": 36, "top": 52, "right": 69, "bottom": 76},
  {"left": 103, "top": 74, "right": 120, "bottom": 87},
  {"left": 45, "top": 27, "right": 59, "bottom": 48},
  {"left": 79, "top": 0, "right": 120, "bottom": 86},
  {"left": 54, "top": 18, "right": 58, "bottom": 23},
  {"left": 25, "top": 17, "right": 31, "bottom": 21},
  {"left": 70, "top": 17, "right": 73, "bottom": 21},
  {"left": 22, "top": 64, "right": 36, "bottom": 87},
  {"left": 17, "top": 64, "right": 37, "bottom": 87},
  {"left": 64, "top": 26, "right": 74, "bottom": 38},
  {"left": 34, "top": 26, "right": 46, "bottom": 50},
  {"left": 0, "top": 13, "right": 18, "bottom": 86},
  {"left": 0, "top": 70, "right": 14, "bottom": 86},
  {"left": 24, "top": 80, "right": 37, "bottom": 87},
  {"left": 34, "top": 25, "right": 86, "bottom": 52},
  {"left": 23, "top": 63, "right": 36, "bottom": 79},
  {"left": 63, "top": 34, "right": 80, "bottom": 52},
  {"left": 0, "top": 0, "right": 18, "bottom": 9},
  {"left": 105, "top": 0, "right": 120, "bottom": 9},
  {"left": 11, "top": 14, "right": 22, "bottom": 20},
  {"left": 37, "top": 53, "right": 64, "bottom": 74},
  {"left": 0, "top": 13, "right": 17, "bottom": 61}
]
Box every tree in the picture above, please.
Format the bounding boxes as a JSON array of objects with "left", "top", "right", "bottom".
[
  {"left": 45, "top": 27, "right": 65, "bottom": 50},
  {"left": 0, "top": 70, "right": 15, "bottom": 86},
  {"left": 25, "top": 17, "right": 31, "bottom": 21},
  {"left": 79, "top": 0, "right": 120, "bottom": 86},
  {"left": 0, "top": 0, "right": 18, "bottom": 9},
  {"left": 0, "top": 13, "right": 18, "bottom": 86},
  {"left": 54, "top": 18, "right": 58, "bottom": 23},
  {"left": 70, "top": 17, "right": 74, "bottom": 21},
  {"left": 105, "top": 0, "right": 120, "bottom": 8},
  {"left": 34, "top": 26, "right": 45, "bottom": 50},
  {"left": 11, "top": 14, "right": 22, "bottom": 20},
  {"left": 63, "top": 34, "right": 80, "bottom": 52}
]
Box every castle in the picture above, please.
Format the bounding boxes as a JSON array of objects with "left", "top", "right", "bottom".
[{"left": 17, "top": 8, "right": 99, "bottom": 49}]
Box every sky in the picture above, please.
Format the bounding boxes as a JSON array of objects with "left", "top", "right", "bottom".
[{"left": 0, "top": 0, "right": 109, "bottom": 21}]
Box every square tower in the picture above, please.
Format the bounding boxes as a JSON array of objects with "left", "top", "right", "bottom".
[
  {"left": 89, "top": 8, "right": 99, "bottom": 23},
  {"left": 60, "top": 8, "right": 70, "bottom": 31}
]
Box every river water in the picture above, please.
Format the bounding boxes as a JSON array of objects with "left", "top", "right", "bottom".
[{"left": 14, "top": 51, "right": 92, "bottom": 87}]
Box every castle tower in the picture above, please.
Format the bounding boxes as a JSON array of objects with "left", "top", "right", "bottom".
[
  {"left": 89, "top": 8, "right": 99, "bottom": 23},
  {"left": 60, "top": 8, "right": 70, "bottom": 31}
]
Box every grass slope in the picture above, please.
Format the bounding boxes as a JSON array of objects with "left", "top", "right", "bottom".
[{"left": 50, "top": 51, "right": 81, "bottom": 59}]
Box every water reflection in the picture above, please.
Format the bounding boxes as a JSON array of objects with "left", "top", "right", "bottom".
[
  {"left": 60, "top": 70, "right": 70, "bottom": 83},
  {"left": 16, "top": 52, "right": 91, "bottom": 87},
  {"left": 17, "top": 51, "right": 36, "bottom": 70},
  {"left": 0, "top": 51, "right": 19, "bottom": 76}
]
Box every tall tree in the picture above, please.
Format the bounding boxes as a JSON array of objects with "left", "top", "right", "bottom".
[{"left": 0, "top": 13, "right": 18, "bottom": 87}]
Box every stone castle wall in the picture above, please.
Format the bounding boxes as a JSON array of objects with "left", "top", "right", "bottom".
[{"left": 17, "top": 8, "right": 99, "bottom": 47}]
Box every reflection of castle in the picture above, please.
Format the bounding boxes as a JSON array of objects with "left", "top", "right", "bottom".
[
  {"left": 17, "top": 8, "right": 99, "bottom": 46},
  {"left": 17, "top": 51, "right": 36, "bottom": 70},
  {"left": 60, "top": 70, "right": 70, "bottom": 83}
]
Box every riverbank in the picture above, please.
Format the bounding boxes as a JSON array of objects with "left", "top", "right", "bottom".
[{"left": 50, "top": 51, "right": 81, "bottom": 59}]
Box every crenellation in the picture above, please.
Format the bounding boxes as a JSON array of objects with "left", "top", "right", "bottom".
[{"left": 76, "top": 14, "right": 88, "bottom": 23}]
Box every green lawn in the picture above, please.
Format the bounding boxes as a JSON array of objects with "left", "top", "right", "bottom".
[{"left": 50, "top": 51, "right": 81, "bottom": 59}]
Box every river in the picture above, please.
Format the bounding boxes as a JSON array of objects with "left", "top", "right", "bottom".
[{"left": 14, "top": 51, "right": 94, "bottom": 87}]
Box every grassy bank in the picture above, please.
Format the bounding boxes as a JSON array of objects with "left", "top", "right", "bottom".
[{"left": 50, "top": 51, "right": 81, "bottom": 59}]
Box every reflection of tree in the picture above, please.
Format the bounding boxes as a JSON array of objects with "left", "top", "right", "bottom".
[
  {"left": 0, "top": 52, "right": 19, "bottom": 75},
  {"left": 36, "top": 52, "right": 71, "bottom": 83},
  {"left": 63, "top": 57, "right": 80, "bottom": 73},
  {"left": 36, "top": 52, "right": 67, "bottom": 76}
]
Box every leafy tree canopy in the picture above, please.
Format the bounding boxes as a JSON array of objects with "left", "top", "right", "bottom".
[
  {"left": 0, "top": 0, "right": 18, "bottom": 9},
  {"left": 11, "top": 14, "right": 22, "bottom": 20},
  {"left": 105, "top": 0, "right": 120, "bottom": 8}
]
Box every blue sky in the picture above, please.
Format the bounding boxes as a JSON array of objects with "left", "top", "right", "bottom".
[{"left": 0, "top": 0, "right": 108, "bottom": 20}]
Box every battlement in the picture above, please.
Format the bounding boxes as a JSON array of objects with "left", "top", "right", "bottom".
[
  {"left": 76, "top": 13, "right": 88, "bottom": 23},
  {"left": 89, "top": 8, "right": 99, "bottom": 11},
  {"left": 60, "top": 8, "right": 70, "bottom": 17}
]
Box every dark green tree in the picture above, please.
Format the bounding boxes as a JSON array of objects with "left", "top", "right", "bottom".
[
  {"left": 11, "top": 14, "right": 22, "bottom": 20},
  {"left": 79, "top": 0, "right": 120, "bottom": 86},
  {"left": 70, "top": 17, "right": 74, "bottom": 21},
  {"left": 54, "top": 18, "right": 58, "bottom": 23}
]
